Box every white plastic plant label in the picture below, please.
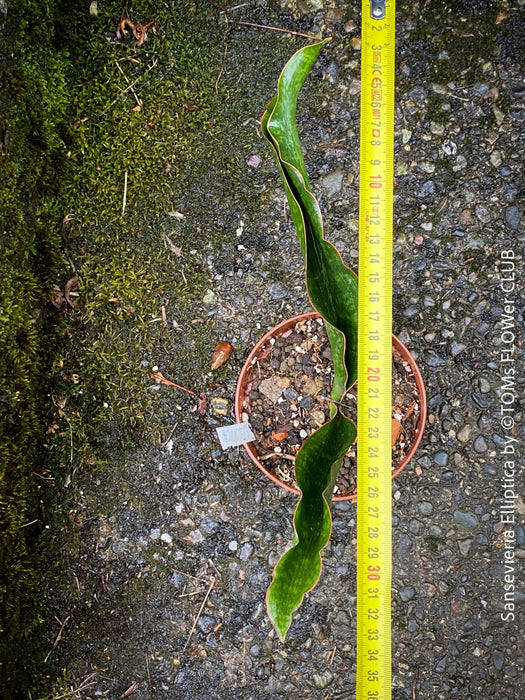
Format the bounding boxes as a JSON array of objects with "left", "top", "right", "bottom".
[{"left": 216, "top": 422, "right": 255, "bottom": 449}]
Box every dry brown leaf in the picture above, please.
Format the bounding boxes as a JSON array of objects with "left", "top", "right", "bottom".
[
  {"left": 51, "top": 284, "right": 65, "bottom": 309},
  {"left": 116, "top": 2, "right": 157, "bottom": 46},
  {"left": 64, "top": 277, "right": 79, "bottom": 307},
  {"left": 119, "top": 682, "right": 138, "bottom": 698},
  {"left": 150, "top": 371, "right": 196, "bottom": 396},
  {"left": 392, "top": 418, "right": 403, "bottom": 447},
  {"left": 211, "top": 341, "right": 233, "bottom": 370}
]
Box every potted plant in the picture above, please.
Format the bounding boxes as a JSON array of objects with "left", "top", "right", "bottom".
[{"left": 235, "top": 41, "right": 426, "bottom": 640}]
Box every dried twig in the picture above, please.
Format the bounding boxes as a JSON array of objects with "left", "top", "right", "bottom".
[
  {"left": 82, "top": 58, "right": 158, "bottom": 122},
  {"left": 115, "top": 61, "right": 142, "bottom": 108},
  {"left": 182, "top": 576, "right": 216, "bottom": 652},
  {"left": 161, "top": 421, "right": 178, "bottom": 447},
  {"left": 18, "top": 519, "right": 39, "bottom": 528},
  {"left": 121, "top": 170, "right": 128, "bottom": 218},
  {"left": 227, "top": 19, "right": 321, "bottom": 40},
  {"left": 145, "top": 651, "right": 152, "bottom": 693},
  {"left": 413, "top": 668, "right": 419, "bottom": 699},
  {"left": 215, "top": 22, "right": 229, "bottom": 92},
  {"left": 44, "top": 615, "right": 71, "bottom": 663},
  {"left": 207, "top": 0, "right": 322, "bottom": 40},
  {"left": 170, "top": 568, "right": 210, "bottom": 584}
]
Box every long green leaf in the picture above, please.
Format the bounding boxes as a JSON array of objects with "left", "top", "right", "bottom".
[
  {"left": 262, "top": 42, "right": 359, "bottom": 640},
  {"left": 266, "top": 413, "right": 357, "bottom": 640},
  {"left": 261, "top": 41, "right": 358, "bottom": 393}
]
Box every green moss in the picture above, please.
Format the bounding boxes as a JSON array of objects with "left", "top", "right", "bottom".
[
  {"left": 409, "top": 1, "right": 505, "bottom": 84},
  {"left": 0, "top": 0, "right": 74, "bottom": 692},
  {"left": 424, "top": 535, "right": 446, "bottom": 554}
]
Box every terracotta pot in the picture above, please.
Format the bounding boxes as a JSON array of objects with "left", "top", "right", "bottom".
[{"left": 234, "top": 311, "right": 427, "bottom": 501}]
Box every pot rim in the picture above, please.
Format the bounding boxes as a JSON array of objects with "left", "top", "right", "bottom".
[{"left": 234, "top": 311, "right": 427, "bottom": 501}]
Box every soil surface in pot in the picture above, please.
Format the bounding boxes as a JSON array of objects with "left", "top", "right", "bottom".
[{"left": 241, "top": 317, "right": 421, "bottom": 497}]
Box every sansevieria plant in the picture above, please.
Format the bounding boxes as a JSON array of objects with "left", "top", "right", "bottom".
[{"left": 261, "top": 40, "right": 359, "bottom": 640}]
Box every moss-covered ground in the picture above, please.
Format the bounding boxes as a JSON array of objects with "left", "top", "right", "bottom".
[{"left": 0, "top": 1, "right": 309, "bottom": 696}]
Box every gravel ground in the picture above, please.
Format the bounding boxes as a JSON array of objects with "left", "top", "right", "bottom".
[{"left": 42, "top": 1, "right": 524, "bottom": 698}]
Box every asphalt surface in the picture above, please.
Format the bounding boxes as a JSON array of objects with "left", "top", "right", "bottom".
[{"left": 41, "top": 1, "right": 524, "bottom": 698}]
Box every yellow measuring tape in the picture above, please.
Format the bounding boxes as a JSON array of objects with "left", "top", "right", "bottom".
[{"left": 356, "top": 0, "right": 395, "bottom": 698}]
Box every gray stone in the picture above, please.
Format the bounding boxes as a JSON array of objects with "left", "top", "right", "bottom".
[
  {"left": 283, "top": 387, "right": 298, "bottom": 401},
  {"left": 433, "top": 451, "right": 449, "bottom": 467},
  {"left": 239, "top": 542, "right": 254, "bottom": 561},
  {"left": 299, "top": 395, "right": 315, "bottom": 410},
  {"left": 417, "top": 501, "right": 433, "bottom": 516},
  {"left": 419, "top": 180, "right": 436, "bottom": 198},
  {"left": 395, "top": 534, "right": 413, "bottom": 559},
  {"left": 313, "top": 670, "right": 334, "bottom": 689},
  {"left": 458, "top": 539, "right": 473, "bottom": 556},
  {"left": 473, "top": 435, "right": 488, "bottom": 453},
  {"left": 321, "top": 170, "right": 344, "bottom": 197},
  {"left": 197, "top": 615, "right": 217, "bottom": 634},
  {"left": 268, "top": 282, "right": 288, "bottom": 300},
  {"left": 435, "top": 655, "right": 448, "bottom": 673},
  {"left": 505, "top": 206, "right": 522, "bottom": 229},
  {"left": 258, "top": 378, "right": 283, "bottom": 403},
  {"left": 201, "top": 518, "right": 219, "bottom": 534},
  {"left": 477, "top": 377, "right": 491, "bottom": 393},
  {"left": 454, "top": 510, "right": 479, "bottom": 530},
  {"left": 424, "top": 350, "right": 446, "bottom": 367},
  {"left": 205, "top": 635, "right": 219, "bottom": 648},
  {"left": 450, "top": 341, "right": 466, "bottom": 355},
  {"left": 452, "top": 155, "right": 468, "bottom": 171},
  {"left": 168, "top": 572, "right": 185, "bottom": 588},
  {"left": 111, "top": 539, "right": 127, "bottom": 554},
  {"left": 399, "top": 585, "right": 416, "bottom": 602},
  {"left": 475, "top": 204, "right": 492, "bottom": 223}
]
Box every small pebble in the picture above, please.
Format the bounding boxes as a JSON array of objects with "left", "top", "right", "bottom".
[
  {"left": 313, "top": 671, "right": 334, "bottom": 689},
  {"left": 418, "top": 501, "right": 433, "bottom": 516},
  {"left": 433, "top": 451, "right": 449, "bottom": 467},
  {"left": 473, "top": 435, "right": 488, "bottom": 453},
  {"left": 211, "top": 397, "right": 229, "bottom": 416},
  {"left": 239, "top": 542, "right": 254, "bottom": 561},
  {"left": 399, "top": 585, "right": 416, "bottom": 602},
  {"left": 456, "top": 425, "right": 472, "bottom": 443},
  {"left": 505, "top": 205, "right": 522, "bottom": 229},
  {"left": 197, "top": 615, "right": 217, "bottom": 634},
  {"left": 203, "top": 289, "right": 217, "bottom": 305},
  {"left": 454, "top": 510, "right": 479, "bottom": 530},
  {"left": 451, "top": 341, "right": 466, "bottom": 356}
]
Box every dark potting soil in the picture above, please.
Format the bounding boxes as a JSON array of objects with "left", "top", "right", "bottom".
[{"left": 240, "top": 317, "right": 421, "bottom": 497}]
